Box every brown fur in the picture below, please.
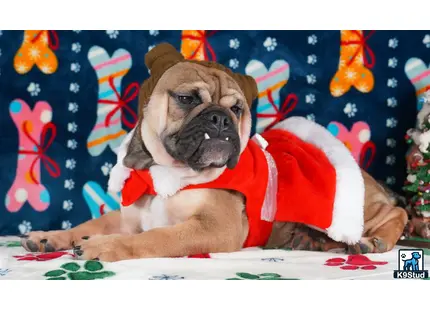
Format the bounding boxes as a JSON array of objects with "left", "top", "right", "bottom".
[{"left": 22, "top": 48, "right": 407, "bottom": 261}]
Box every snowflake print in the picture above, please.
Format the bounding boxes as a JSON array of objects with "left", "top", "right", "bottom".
[
  {"left": 386, "top": 176, "right": 396, "bottom": 185},
  {"left": 18, "top": 220, "right": 32, "bottom": 234},
  {"left": 149, "top": 30, "right": 159, "bottom": 36},
  {"left": 106, "top": 30, "right": 119, "bottom": 39},
  {"left": 305, "top": 93, "right": 316, "bottom": 104},
  {"left": 0, "top": 269, "right": 10, "bottom": 277},
  {"left": 387, "top": 78, "right": 398, "bottom": 88},
  {"left": 331, "top": 86, "right": 344, "bottom": 97},
  {"left": 15, "top": 62, "right": 28, "bottom": 74},
  {"left": 388, "top": 38, "right": 398, "bottom": 49},
  {"left": 63, "top": 200, "right": 73, "bottom": 211},
  {"left": 229, "top": 38, "right": 240, "bottom": 49},
  {"left": 344, "top": 68, "right": 357, "bottom": 81},
  {"left": 68, "top": 102, "right": 79, "bottom": 113},
  {"left": 70, "top": 63, "right": 80, "bottom": 73},
  {"left": 386, "top": 117, "right": 398, "bottom": 128},
  {"left": 423, "top": 34, "right": 430, "bottom": 48},
  {"left": 27, "top": 82, "right": 40, "bottom": 96},
  {"left": 386, "top": 138, "right": 396, "bottom": 148},
  {"left": 388, "top": 57, "right": 398, "bottom": 68},
  {"left": 71, "top": 42, "right": 81, "bottom": 53},
  {"left": 67, "top": 139, "right": 78, "bottom": 150},
  {"left": 64, "top": 179, "right": 75, "bottom": 190},
  {"left": 344, "top": 102, "right": 357, "bottom": 118},
  {"left": 69, "top": 83, "right": 80, "bottom": 93},
  {"left": 101, "top": 162, "right": 113, "bottom": 176},
  {"left": 263, "top": 37, "right": 277, "bottom": 51},
  {"left": 307, "top": 54, "right": 317, "bottom": 65},
  {"left": 356, "top": 82, "right": 370, "bottom": 93},
  {"left": 68, "top": 122, "right": 78, "bottom": 133},
  {"left": 65, "top": 159, "right": 76, "bottom": 170},
  {"left": 229, "top": 58, "right": 239, "bottom": 69},
  {"left": 387, "top": 97, "right": 397, "bottom": 108},
  {"left": 386, "top": 155, "right": 396, "bottom": 166},
  {"left": 306, "top": 74, "right": 317, "bottom": 85},
  {"left": 149, "top": 274, "right": 185, "bottom": 280},
  {"left": 62, "top": 220, "right": 72, "bottom": 230},
  {"left": 27, "top": 46, "right": 41, "bottom": 61},
  {"left": 40, "top": 64, "right": 53, "bottom": 74},
  {"left": 308, "top": 34, "right": 317, "bottom": 45},
  {"left": 306, "top": 113, "right": 315, "bottom": 122},
  {"left": 261, "top": 257, "right": 284, "bottom": 262}
]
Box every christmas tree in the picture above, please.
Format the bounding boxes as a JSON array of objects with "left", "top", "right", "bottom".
[{"left": 403, "top": 92, "right": 430, "bottom": 218}]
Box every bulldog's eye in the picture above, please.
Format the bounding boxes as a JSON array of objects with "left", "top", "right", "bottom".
[
  {"left": 230, "top": 104, "right": 242, "bottom": 117},
  {"left": 177, "top": 95, "right": 195, "bottom": 105}
]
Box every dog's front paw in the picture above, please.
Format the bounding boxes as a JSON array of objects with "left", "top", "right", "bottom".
[
  {"left": 73, "top": 234, "right": 136, "bottom": 262},
  {"left": 21, "top": 230, "right": 75, "bottom": 252}
]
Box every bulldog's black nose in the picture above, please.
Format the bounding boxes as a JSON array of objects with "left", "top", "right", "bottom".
[{"left": 209, "top": 110, "right": 230, "bottom": 131}]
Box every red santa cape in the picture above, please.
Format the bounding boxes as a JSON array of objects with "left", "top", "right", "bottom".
[{"left": 120, "top": 117, "right": 365, "bottom": 246}]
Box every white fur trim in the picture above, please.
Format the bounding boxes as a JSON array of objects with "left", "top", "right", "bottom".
[
  {"left": 107, "top": 129, "right": 135, "bottom": 193},
  {"left": 273, "top": 117, "right": 365, "bottom": 244}
]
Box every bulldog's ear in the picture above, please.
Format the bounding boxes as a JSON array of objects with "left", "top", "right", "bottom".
[
  {"left": 145, "top": 43, "right": 184, "bottom": 74},
  {"left": 123, "top": 126, "right": 154, "bottom": 170},
  {"left": 233, "top": 73, "right": 258, "bottom": 107}
]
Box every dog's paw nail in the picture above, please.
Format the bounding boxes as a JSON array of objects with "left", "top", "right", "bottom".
[
  {"left": 45, "top": 243, "right": 56, "bottom": 252},
  {"left": 92, "top": 258, "right": 99, "bottom": 261},
  {"left": 40, "top": 239, "right": 48, "bottom": 244},
  {"left": 19, "top": 234, "right": 29, "bottom": 239},
  {"left": 359, "top": 243, "right": 370, "bottom": 254},
  {"left": 74, "top": 249, "right": 83, "bottom": 256},
  {"left": 81, "top": 236, "right": 90, "bottom": 240},
  {"left": 74, "top": 245, "right": 81, "bottom": 250},
  {"left": 26, "top": 240, "right": 39, "bottom": 252}
]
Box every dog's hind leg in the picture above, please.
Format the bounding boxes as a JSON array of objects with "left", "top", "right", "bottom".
[{"left": 348, "top": 202, "right": 407, "bottom": 254}]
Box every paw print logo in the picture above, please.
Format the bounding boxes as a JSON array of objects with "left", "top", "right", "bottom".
[
  {"left": 387, "top": 78, "right": 398, "bottom": 88},
  {"left": 386, "top": 155, "right": 396, "bottom": 166},
  {"left": 68, "top": 102, "right": 79, "bottom": 113},
  {"left": 149, "top": 274, "right": 185, "bottom": 280},
  {"left": 308, "top": 34, "right": 317, "bottom": 45},
  {"left": 386, "top": 138, "right": 396, "bottom": 148},
  {"left": 73, "top": 30, "right": 82, "bottom": 33},
  {"left": 106, "top": 30, "right": 119, "bottom": 39},
  {"left": 101, "top": 162, "right": 113, "bottom": 176},
  {"left": 306, "top": 113, "right": 315, "bottom": 122},
  {"left": 263, "top": 37, "right": 277, "bottom": 51},
  {"left": 64, "top": 179, "right": 75, "bottom": 190},
  {"left": 386, "top": 176, "right": 396, "bottom": 185},
  {"left": 71, "top": 42, "right": 81, "bottom": 53},
  {"left": 401, "top": 253, "right": 407, "bottom": 259},
  {"left": 63, "top": 200, "right": 73, "bottom": 211},
  {"left": 387, "top": 97, "right": 397, "bottom": 108},
  {"left": 386, "top": 117, "right": 398, "bottom": 128},
  {"left": 423, "top": 34, "right": 430, "bottom": 48},
  {"left": 0, "top": 269, "right": 10, "bottom": 277},
  {"left": 69, "top": 83, "right": 80, "bottom": 93},
  {"left": 261, "top": 257, "right": 284, "bottom": 263},
  {"left": 61, "top": 220, "right": 72, "bottom": 230},
  {"left": 325, "top": 255, "right": 388, "bottom": 270},
  {"left": 27, "top": 82, "right": 40, "bottom": 97},
  {"left": 67, "top": 139, "right": 78, "bottom": 150},
  {"left": 149, "top": 30, "right": 159, "bottom": 36},
  {"left": 44, "top": 261, "right": 115, "bottom": 280},
  {"left": 65, "top": 158, "right": 76, "bottom": 170},
  {"left": 388, "top": 57, "right": 398, "bottom": 68},
  {"left": 307, "top": 54, "right": 317, "bottom": 65},
  {"left": 70, "top": 63, "right": 80, "bottom": 73},
  {"left": 227, "top": 272, "right": 298, "bottom": 280},
  {"left": 229, "top": 38, "right": 240, "bottom": 49},
  {"left": 229, "top": 58, "right": 239, "bottom": 69},
  {"left": 306, "top": 74, "right": 317, "bottom": 85},
  {"left": 68, "top": 122, "right": 78, "bottom": 133},
  {"left": 18, "top": 220, "right": 32, "bottom": 234},
  {"left": 305, "top": 93, "right": 316, "bottom": 104},
  {"left": 343, "top": 102, "right": 357, "bottom": 118},
  {"left": 388, "top": 38, "right": 398, "bottom": 49}
]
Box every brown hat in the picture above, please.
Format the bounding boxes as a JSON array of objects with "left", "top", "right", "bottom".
[{"left": 138, "top": 43, "right": 258, "bottom": 117}]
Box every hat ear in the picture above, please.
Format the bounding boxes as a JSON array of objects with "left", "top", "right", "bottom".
[
  {"left": 145, "top": 43, "right": 184, "bottom": 73},
  {"left": 233, "top": 73, "right": 258, "bottom": 107}
]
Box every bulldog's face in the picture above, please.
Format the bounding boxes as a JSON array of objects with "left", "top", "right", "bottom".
[{"left": 138, "top": 62, "right": 252, "bottom": 171}]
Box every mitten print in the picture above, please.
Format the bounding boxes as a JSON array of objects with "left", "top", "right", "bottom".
[
  {"left": 405, "top": 58, "right": 430, "bottom": 110},
  {"left": 245, "top": 59, "right": 291, "bottom": 133},
  {"left": 330, "top": 30, "right": 375, "bottom": 97},
  {"left": 181, "top": 30, "right": 217, "bottom": 61},
  {"left": 14, "top": 30, "right": 59, "bottom": 74},
  {"left": 83, "top": 181, "right": 121, "bottom": 219},
  {"left": 5, "top": 100, "right": 60, "bottom": 212},
  {"left": 87, "top": 46, "right": 136, "bottom": 156}
]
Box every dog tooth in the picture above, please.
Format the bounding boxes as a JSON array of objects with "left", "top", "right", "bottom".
[{"left": 204, "top": 133, "right": 210, "bottom": 140}]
